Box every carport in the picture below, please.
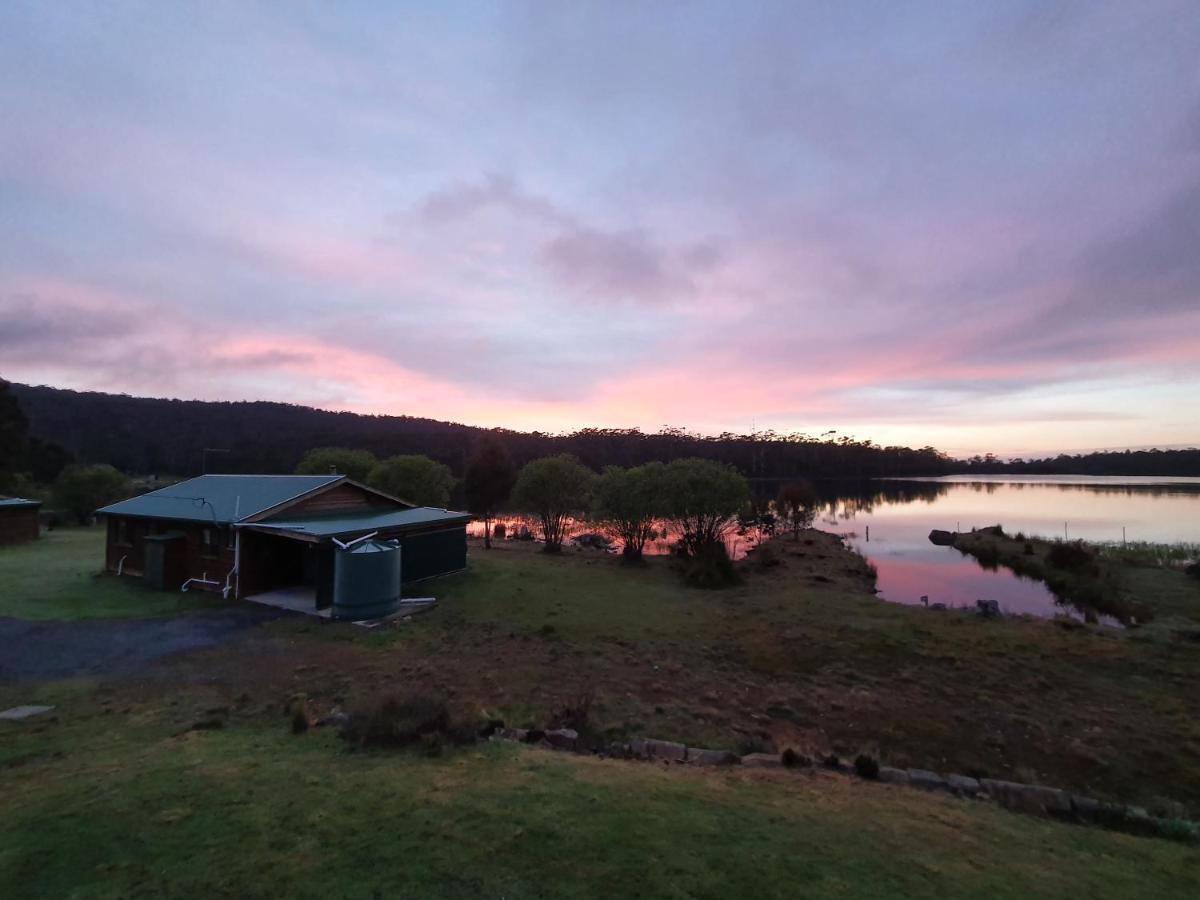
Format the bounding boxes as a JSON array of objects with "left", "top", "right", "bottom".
[{"left": 235, "top": 507, "right": 471, "bottom": 620}]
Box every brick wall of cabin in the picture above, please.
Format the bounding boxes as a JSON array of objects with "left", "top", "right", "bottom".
[{"left": 0, "top": 507, "right": 40, "bottom": 545}]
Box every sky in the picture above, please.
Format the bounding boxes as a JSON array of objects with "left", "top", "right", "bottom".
[{"left": 1, "top": 1, "right": 1198, "bottom": 457}]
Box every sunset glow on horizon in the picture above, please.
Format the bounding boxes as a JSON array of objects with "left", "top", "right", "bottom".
[{"left": 2, "top": 2, "right": 1198, "bottom": 457}]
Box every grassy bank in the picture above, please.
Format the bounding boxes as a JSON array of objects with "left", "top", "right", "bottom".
[
  {"left": 949, "top": 527, "right": 1197, "bottom": 625},
  {"left": 0, "top": 528, "right": 218, "bottom": 620},
  {"left": 1, "top": 687, "right": 1196, "bottom": 898}
]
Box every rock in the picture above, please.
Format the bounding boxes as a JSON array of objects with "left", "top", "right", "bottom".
[
  {"left": 908, "top": 769, "right": 948, "bottom": 792},
  {"left": 947, "top": 773, "right": 981, "bottom": 795},
  {"left": 544, "top": 728, "right": 578, "bottom": 751},
  {"left": 741, "top": 753, "right": 783, "bottom": 768},
  {"left": 975, "top": 599, "right": 1002, "bottom": 619},
  {"left": 687, "top": 747, "right": 740, "bottom": 766},
  {"left": 981, "top": 779, "right": 1070, "bottom": 815},
  {"left": 878, "top": 766, "right": 910, "bottom": 785},
  {"left": 0, "top": 705, "right": 55, "bottom": 720},
  {"left": 928, "top": 529, "right": 956, "bottom": 546},
  {"left": 642, "top": 738, "right": 686, "bottom": 762},
  {"left": 316, "top": 711, "right": 351, "bottom": 729},
  {"left": 1070, "top": 794, "right": 1106, "bottom": 820}
]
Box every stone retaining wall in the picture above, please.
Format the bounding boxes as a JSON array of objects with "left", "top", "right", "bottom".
[{"left": 488, "top": 728, "right": 1198, "bottom": 844}]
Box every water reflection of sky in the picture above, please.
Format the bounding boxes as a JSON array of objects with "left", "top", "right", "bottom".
[{"left": 837, "top": 476, "right": 1200, "bottom": 622}]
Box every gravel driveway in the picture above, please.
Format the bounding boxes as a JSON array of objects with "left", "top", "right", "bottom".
[{"left": 0, "top": 606, "right": 287, "bottom": 680}]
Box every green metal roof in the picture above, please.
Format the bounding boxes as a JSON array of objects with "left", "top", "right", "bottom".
[
  {"left": 0, "top": 498, "right": 41, "bottom": 509},
  {"left": 244, "top": 506, "right": 472, "bottom": 539},
  {"left": 96, "top": 474, "right": 343, "bottom": 523}
]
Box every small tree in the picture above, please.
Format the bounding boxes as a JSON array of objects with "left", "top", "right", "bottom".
[
  {"left": 295, "top": 447, "right": 377, "bottom": 483},
  {"left": 54, "top": 464, "right": 129, "bottom": 525},
  {"left": 776, "top": 479, "right": 819, "bottom": 539},
  {"left": 661, "top": 458, "right": 749, "bottom": 557},
  {"left": 463, "top": 438, "right": 517, "bottom": 549},
  {"left": 368, "top": 455, "right": 455, "bottom": 507},
  {"left": 511, "top": 454, "right": 594, "bottom": 553},
  {"left": 591, "top": 462, "right": 666, "bottom": 561}
]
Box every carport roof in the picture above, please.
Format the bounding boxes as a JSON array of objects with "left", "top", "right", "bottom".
[{"left": 241, "top": 506, "right": 472, "bottom": 539}]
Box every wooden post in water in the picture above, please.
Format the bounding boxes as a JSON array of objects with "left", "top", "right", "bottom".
[
  {"left": 1123, "top": 526, "right": 1126, "bottom": 546},
  {"left": 865, "top": 525, "right": 870, "bottom": 542},
  {"left": 1065, "top": 522, "right": 1069, "bottom": 540}
]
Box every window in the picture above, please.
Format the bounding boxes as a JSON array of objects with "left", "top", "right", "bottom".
[
  {"left": 222, "top": 526, "right": 236, "bottom": 550},
  {"left": 201, "top": 527, "right": 218, "bottom": 558},
  {"left": 114, "top": 519, "right": 130, "bottom": 547}
]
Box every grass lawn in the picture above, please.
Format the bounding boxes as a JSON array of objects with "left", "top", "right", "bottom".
[
  {"left": 2, "top": 526, "right": 1199, "bottom": 895},
  {"left": 265, "top": 534, "right": 1200, "bottom": 815},
  {"left": 0, "top": 528, "right": 217, "bottom": 620},
  {"left": 0, "top": 686, "right": 1196, "bottom": 899}
]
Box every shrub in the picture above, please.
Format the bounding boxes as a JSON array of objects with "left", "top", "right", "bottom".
[
  {"left": 549, "top": 688, "right": 595, "bottom": 733},
  {"left": 340, "top": 693, "right": 455, "bottom": 749},
  {"left": 1047, "top": 541, "right": 1094, "bottom": 571},
  {"left": 660, "top": 458, "right": 749, "bottom": 559},
  {"left": 590, "top": 462, "right": 667, "bottom": 561},
  {"left": 781, "top": 748, "right": 811, "bottom": 768},
  {"left": 681, "top": 540, "right": 739, "bottom": 588},
  {"left": 854, "top": 753, "right": 880, "bottom": 780}
]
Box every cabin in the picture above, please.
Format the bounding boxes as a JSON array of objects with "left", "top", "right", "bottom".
[
  {"left": 96, "top": 475, "right": 471, "bottom": 619},
  {"left": 0, "top": 498, "right": 42, "bottom": 545}
]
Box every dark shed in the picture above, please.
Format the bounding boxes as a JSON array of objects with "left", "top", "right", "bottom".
[{"left": 0, "top": 498, "right": 41, "bottom": 545}]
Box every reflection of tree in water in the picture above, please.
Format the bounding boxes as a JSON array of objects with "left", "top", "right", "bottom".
[{"left": 750, "top": 479, "right": 949, "bottom": 524}]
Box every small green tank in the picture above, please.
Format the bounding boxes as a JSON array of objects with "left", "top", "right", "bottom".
[{"left": 331, "top": 539, "right": 402, "bottom": 620}]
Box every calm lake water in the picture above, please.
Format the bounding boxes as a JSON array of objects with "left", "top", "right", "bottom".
[{"left": 831, "top": 475, "right": 1200, "bottom": 621}]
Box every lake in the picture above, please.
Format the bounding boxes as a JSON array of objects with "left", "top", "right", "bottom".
[
  {"left": 829, "top": 475, "right": 1200, "bottom": 621},
  {"left": 468, "top": 475, "right": 1200, "bottom": 623}
]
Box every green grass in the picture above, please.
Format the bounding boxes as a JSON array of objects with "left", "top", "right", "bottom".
[
  {"left": 1, "top": 694, "right": 1196, "bottom": 899},
  {"left": 0, "top": 528, "right": 217, "bottom": 619},
  {"left": 259, "top": 535, "right": 1200, "bottom": 815}
]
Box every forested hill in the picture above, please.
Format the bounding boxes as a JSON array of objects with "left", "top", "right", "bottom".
[
  {"left": 10, "top": 383, "right": 951, "bottom": 478},
  {"left": 10, "top": 383, "right": 1199, "bottom": 478}
]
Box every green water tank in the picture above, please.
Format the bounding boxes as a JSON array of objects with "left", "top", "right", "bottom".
[{"left": 331, "top": 539, "right": 402, "bottom": 620}]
